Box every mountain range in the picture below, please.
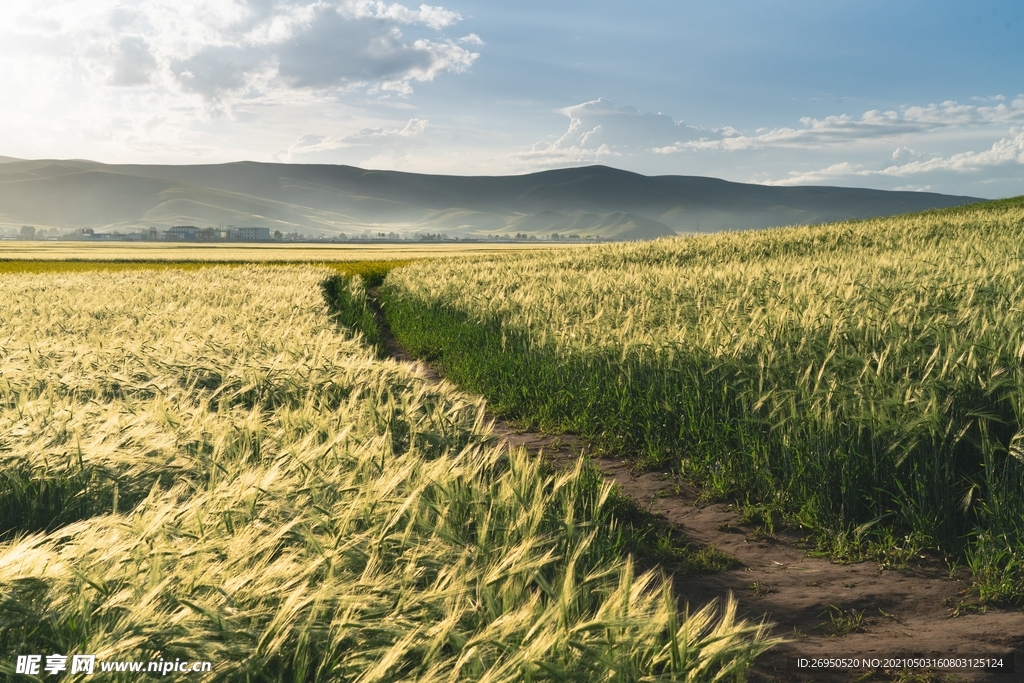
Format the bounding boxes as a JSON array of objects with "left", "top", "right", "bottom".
[{"left": 0, "top": 157, "right": 982, "bottom": 240}]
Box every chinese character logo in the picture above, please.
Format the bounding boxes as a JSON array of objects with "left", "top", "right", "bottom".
[
  {"left": 71, "top": 654, "right": 96, "bottom": 674},
  {"left": 45, "top": 655, "right": 68, "bottom": 675},
  {"left": 16, "top": 655, "right": 42, "bottom": 675}
]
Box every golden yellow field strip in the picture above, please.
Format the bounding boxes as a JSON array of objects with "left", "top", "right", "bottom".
[
  {"left": 0, "top": 240, "right": 580, "bottom": 261},
  {"left": 0, "top": 258, "right": 413, "bottom": 277}
]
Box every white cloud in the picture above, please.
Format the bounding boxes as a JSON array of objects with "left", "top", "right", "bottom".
[
  {"left": 158, "top": 3, "right": 478, "bottom": 102},
  {"left": 889, "top": 146, "right": 920, "bottom": 164},
  {"left": 275, "top": 117, "right": 429, "bottom": 160},
  {"left": 475, "top": 92, "right": 1024, "bottom": 198},
  {"left": 511, "top": 97, "right": 702, "bottom": 169},
  {"left": 511, "top": 140, "right": 617, "bottom": 168},
  {"left": 654, "top": 97, "right": 1024, "bottom": 153},
  {"left": 0, "top": 1, "right": 477, "bottom": 143},
  {"left": 765, "top": 131, "right": 1024, "bottom": 186},
  {"left": 881, "top": 131, "right": 1024, "bottom": 175},
  {"left": 339, "top": 1, "right": 462, "bottom": 30},
  {"left": 0, "top": 0, "right": 480, "bottom": 163}
]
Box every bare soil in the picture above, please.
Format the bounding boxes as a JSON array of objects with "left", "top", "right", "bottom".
[{"left": 371, "top": 293, "right": 1024, "bottom": 683}]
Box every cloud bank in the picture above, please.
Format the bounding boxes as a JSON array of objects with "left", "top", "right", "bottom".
[
  {"left": 510, "top": 97, "right": 705, "bottom": 168},
  {"left": 4, "top": 1, "right": 478, "bottom": 103},
  {"left": 653, "top": 98, "right": 1024, "bottom": 153},
  {"left": 766, "top": 131, "right": 1024, "bottom": 186},
  {"left": 514, "top": 96, "right": 1024, "bottom": 196},
  {"left": 0, "top": 0, "right": 478, "bottom": 160}
]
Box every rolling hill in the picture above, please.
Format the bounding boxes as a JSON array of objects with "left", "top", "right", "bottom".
[{"left": 0, "top": 159, "right": 982, "bottom": 239}]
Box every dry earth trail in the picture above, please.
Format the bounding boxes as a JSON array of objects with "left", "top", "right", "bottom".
[{"left": 367, "top": 289, "right": 1024, "bottom": 683}]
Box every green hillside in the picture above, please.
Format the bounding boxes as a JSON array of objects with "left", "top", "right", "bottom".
[{"left": 0, "top": 159, "right": 981, "bottom": 239}]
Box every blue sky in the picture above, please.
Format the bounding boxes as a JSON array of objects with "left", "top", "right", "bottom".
[{"left": 0, "top": 0, "right": 1021, "bottom": 197}]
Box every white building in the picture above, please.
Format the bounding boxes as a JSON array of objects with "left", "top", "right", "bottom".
[
  {"left": 165, "top": 226, "right": 200, "bottom": 240},
  {"left": 231, "top": 227, "right": 271, "bottom": 241}
]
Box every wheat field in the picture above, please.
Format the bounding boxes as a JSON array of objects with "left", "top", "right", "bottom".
[
  {"left": 382, "top": 199, "right": 1024, "bottom": 602},
  {"left": 0, "top": 265, "right": 772, "bottom": 681}
]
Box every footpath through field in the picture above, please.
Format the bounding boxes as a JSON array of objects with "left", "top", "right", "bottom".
[{"left": 368, "top": 286, "right": 1024, "bottom": 683}]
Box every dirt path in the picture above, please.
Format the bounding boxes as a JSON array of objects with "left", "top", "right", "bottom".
[{"left": 369, "top": 290, "right": 1024, "bottom": 682}]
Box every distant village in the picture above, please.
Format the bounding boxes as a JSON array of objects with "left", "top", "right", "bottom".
[
  {"left": 3, "top": 225, "right": 606, "bottom": 243},
  {"left": 152, "top": 226, "right": 273, "bottom": 241},
  {"left": 6, "top": 225, "right": 279, "bottom": 242}
]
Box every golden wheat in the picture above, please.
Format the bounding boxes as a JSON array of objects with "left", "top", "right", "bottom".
[{"left": 0, "top": 265, "right": 773, "bottom": 681}]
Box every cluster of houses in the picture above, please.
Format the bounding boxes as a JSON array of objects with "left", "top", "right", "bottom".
[
  {"left": 8, "top": 224, "right": 602, "bottom": 243},
  {"left": 10, "top": 226, "right": 279, "bottom": 242},
  {"left": 147, "top": 226, "right": 272, "bottom": 242}
]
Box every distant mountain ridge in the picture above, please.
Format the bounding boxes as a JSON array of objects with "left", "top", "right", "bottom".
[{"left": 0, "top": 159, "right": 982, "bottom": 239}]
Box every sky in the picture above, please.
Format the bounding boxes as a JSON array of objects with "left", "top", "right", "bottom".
[{"left": 0, "top": 0, "right": 1021, "bottom": 197}]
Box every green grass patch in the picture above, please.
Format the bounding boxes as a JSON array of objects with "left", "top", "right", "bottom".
[
  {"left": 0, "top": 259, "right": 243, "bottom": 274},
  {"left": 321, "top": 274, "right": 384, "bottom": 354},
  {"left": 327, "top": 259, "right": 414, "bottom": 287},
  {"left": 320, "top": 260, "right": 414, "bottom": 356}
]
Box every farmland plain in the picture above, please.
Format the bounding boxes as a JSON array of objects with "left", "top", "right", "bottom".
[
  {"left": 381, "top": 198, "right": 1024, "bottom": 603},
  {"left": 0, "top": 240, "right": 575, "bottom": 263},
  {"left": 0, "top": 265, "right": 772, "bottom": 681}
]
